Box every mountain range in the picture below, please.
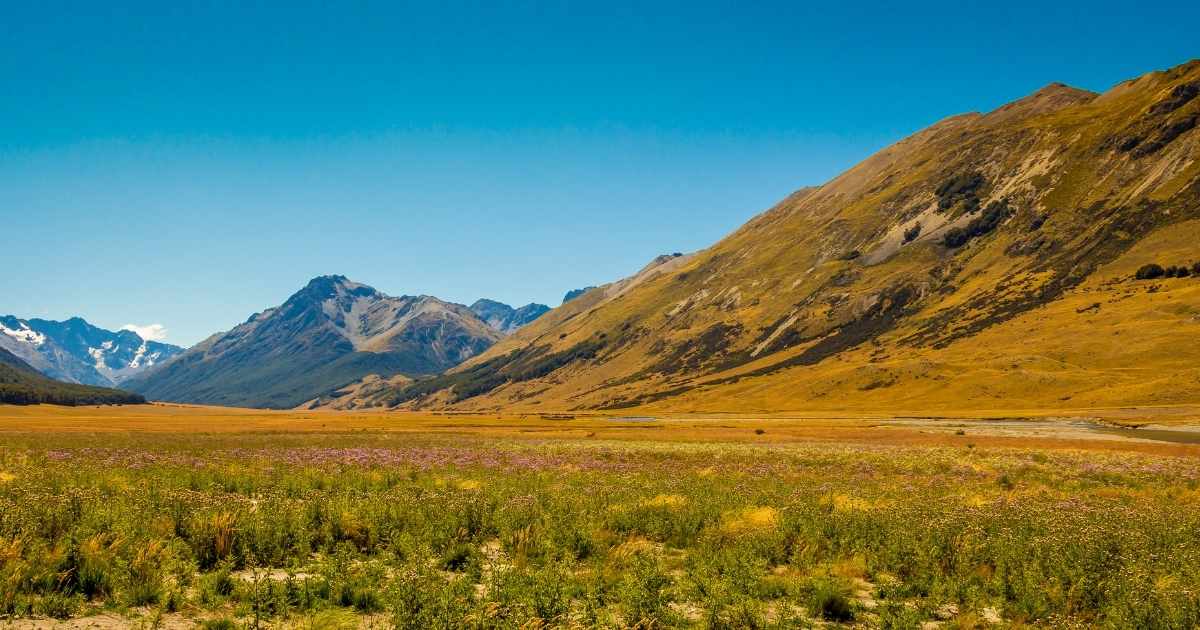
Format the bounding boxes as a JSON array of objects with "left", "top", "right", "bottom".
[
  {"left": 328, "top": 60, "right": 1200, "bottom": 413},
  {"left": 0, "top": 316, "right": 182, "bottom": 387},
  {"left": 122, "top": 276, "right": 549, "bottom": 409},
  {"left": 8, "top": 60, "right": 1199, "bottom": 414},
  {"left": 469, "top": 299, "right": 551, "bottom": 334},
  {"left": 0, "top": 346, "right": 145, "bottom": 406}
]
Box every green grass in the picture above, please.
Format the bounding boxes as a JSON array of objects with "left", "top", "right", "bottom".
[{"left": 1, "top": 431, "right": 1198, "bottom": 627}]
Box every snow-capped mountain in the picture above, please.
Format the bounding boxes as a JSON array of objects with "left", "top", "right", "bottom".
[{"left": 0, "top": 315, "right": 184, "bottom": 386}]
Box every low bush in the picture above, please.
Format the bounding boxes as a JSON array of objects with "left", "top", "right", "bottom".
[
  {"left": 935, "top": 171, "right": 985, "bottom": 212},
  {"left": 1136, "top": 262, "right": 1200, "bottom": 280},
  {"left": 943, "top": 199, "right": 1010, "bottom": 248},
  {"left": 805, "top": 575, "right": 855, "bottom": 622},
  {"left": 903, "top": 224, "right": 922, "bottom": 244},
  {"left": 1137, "top": 264, "right": 1166, "bottom": 279}
]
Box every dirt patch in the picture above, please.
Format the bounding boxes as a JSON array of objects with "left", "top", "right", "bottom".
[
  {"left": 0, "top": 613, "right": 193, "bottom": 629},
  {"left": 231, "top": 567, "right": 313, "bottom": 582},
  {"left": 883, "top": 417, "right": 1200, "bottom": 445}
]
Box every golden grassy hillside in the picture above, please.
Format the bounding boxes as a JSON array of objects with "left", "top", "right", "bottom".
[{"left": 324, "top": 60, "right": 1200, "bottom": 414}]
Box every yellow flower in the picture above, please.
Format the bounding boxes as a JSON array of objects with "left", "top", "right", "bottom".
[
  {"left": 720, "top": 506, "right": 779, "bottom": 535},
  {"left": 641, "top": 494, "right": 687, "bottom": 509}
]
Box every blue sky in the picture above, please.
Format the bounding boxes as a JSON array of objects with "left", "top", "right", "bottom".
[{"left": 2, "top": 1, "right": 1197, "bottom": 346}]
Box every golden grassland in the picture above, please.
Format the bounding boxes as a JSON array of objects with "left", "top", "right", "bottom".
[
  {"left": 2, "top": 403, "right": 1200, "bottom": 628},
  {"left": 3, "top": 402, "right": 1199, "bottom": 450}
]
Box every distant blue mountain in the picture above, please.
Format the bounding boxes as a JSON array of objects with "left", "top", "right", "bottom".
[
  {"left": 469, "top": 299, "right": 551, "bottom": 334},
  {"left": 0, "top": 315, "right": 183, "bottom": 386}
]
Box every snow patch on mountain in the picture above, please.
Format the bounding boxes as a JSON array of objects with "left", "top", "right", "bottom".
[
  {"left": 0, "top": 315, "right": 184, "bottom": 386},
  {"left": 1, "top": 322, "right": 45, "bottom": 346},
  {"left": 87, "top": 346, "right": 108, "bottom": 370},
  {"left": 128, "top": 342, "right": 159, "bottom": 369}
]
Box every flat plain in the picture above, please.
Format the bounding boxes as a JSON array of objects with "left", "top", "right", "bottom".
[{"left": 1, "top": 404, "right": 1199, "bottom": 628}]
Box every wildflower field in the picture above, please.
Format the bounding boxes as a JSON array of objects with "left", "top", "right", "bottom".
[{"left": 1, "top": 406, "right": 1199, "bottom": 628}]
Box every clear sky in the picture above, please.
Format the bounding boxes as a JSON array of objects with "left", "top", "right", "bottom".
[{"left": 2, "top": 1, "right": 1197, "bottom": 346}]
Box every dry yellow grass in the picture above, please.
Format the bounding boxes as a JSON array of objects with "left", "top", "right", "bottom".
[
  {"left": 2, "top": 402, "right": 1200, "bottom": 458},
  {"left": 719, "top": 506, "right": 779, "bottom": 535},
  {"left": 655, "top": 219, "right": 1200, "bottom": 414}
]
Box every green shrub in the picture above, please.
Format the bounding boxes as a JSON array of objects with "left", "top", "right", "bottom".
[
  {"left": 71, "top": 534, "right": 119, "bottom": 599},
  {"left": 440, "top": 542, "right": 474, "bottom": 572},
  {"left": 33, "top": 593, "right": 77, "bottom": 619},
  {"left": 619, "top": 556, "right": 676, "bottom": 627},
  {"left": 943, "top": 199, "right": 1010, "bottom": 248},
  {"left": 806, "top": 575, "right": 855, "bottom": 621},
  {"left": 189, "top": 512, "right": 239, "bottom": 570},
  {"left": 1136, "top": 263, "right": 1165, "bottom": 279},
  {"left": 935, "top": 172, "right": 985, "bottom": 211},
  {"left": 706, "top": 595, "right": 769, "bottom": 629},
  {"left": 199, "top": 565, "right": 236, "bottom": 604},
  {"left": 391, "top": 569, "right": 473, "bottom": 629},
  {"left": 903, "top": 224, "right": 922, "bottom": 244}
]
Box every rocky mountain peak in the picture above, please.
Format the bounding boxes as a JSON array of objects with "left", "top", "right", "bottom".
[
  {"left": 295, "top": 275, "right": 378, "bottom": 302},
  {"left": 469, "top": 299, "right": 551, "bottom": 334},
  {"left": 125, "top": 276, "right": 503, "bottom": 408},
  {"left": 983, "top": 81, "right": 1098, "bottom": 122}
]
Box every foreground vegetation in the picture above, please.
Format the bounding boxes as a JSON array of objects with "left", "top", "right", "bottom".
[{"left": 1, "top": 425, "right": 1199, "bottom": 628}]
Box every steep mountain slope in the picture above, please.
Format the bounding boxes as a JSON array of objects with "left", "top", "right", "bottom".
[
  {"left": 357, "top": 60, "right": 1200, "bottom": 413},
  {"left": 0, "top": 347, "right": 37, "bottom": 373},
  {"left": 0, "top": 316, "right": 182, "bottom": 386},
  {"left": 125, "top": 276, "right": 501, "bottom": 408},
  {"left": 0, "top": 347, "right": 146, "bottom": 406},
  {"left": 469, "top": 299, "right": 551, "bottom": 334}
]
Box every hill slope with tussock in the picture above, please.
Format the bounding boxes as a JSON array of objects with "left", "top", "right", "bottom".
[{"left": 331, "top": 60, "right": 1200, "bottom": 413}]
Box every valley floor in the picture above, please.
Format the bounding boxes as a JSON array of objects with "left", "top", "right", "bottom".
[{"left": 1, "top": 403, "right": 1199, "bottom": 628}]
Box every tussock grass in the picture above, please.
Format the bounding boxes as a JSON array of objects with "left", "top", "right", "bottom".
[{"left": 0, "top": 429, "right": 1198, "bottom": 626}]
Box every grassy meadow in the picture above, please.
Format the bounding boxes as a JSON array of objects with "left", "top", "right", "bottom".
[{"left": 1, "top": 405, "right": 1199, "bottom": 628}]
